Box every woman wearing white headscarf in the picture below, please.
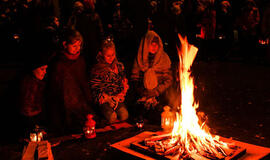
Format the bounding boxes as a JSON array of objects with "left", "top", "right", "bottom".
[{"left": 131, "top": 30, "right": 172, "bottom": 123}]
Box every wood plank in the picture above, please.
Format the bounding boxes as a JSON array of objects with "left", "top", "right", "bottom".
[
  {"left": 37, "top": 141, "right": 54, "bottom": 160},
  {"left": 22, "top": 142, "right": 38, "bottom": 160}
]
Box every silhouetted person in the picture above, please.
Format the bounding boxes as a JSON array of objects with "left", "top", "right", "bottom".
[{"left": 47, "top": 29, "right": 94, "bottom": 136}]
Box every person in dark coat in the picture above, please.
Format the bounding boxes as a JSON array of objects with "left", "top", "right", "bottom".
[
  {"left": 235, "top": 0, "right": 260, "bottom": 61},
  {"left": 47, "top": 29, "right": 94, "bottom": 136},
  {"left": 67, "top": 0, "right": 104, "bottom": 69},
  {"left": 38, "top": 16, "right": 61, "bottom": 63},
  {"left": 111, "top": 1, "right": 136, "bottom": 63},
  {"left": 89, "top": 37, "right": 129, "bottom": 124},
  {"left": 19, "top": 57, "right": 49, "bottom": 137}
]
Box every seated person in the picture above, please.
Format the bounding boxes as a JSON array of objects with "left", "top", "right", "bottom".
[
  {"left": 47, "top": 29, "right": 94, "bottom": 135},
  {"left": 19, "top": 57, "right": 48, "bottom": 137},
  {"left": 131, "top": 30, "right": 173, "bottom": 124},
  {"left": 89, "top": 37, "right": 129, "bottom": 124}
]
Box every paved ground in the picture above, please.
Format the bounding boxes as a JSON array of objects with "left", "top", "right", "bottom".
[
  {"left": 0, "top": 37, "right": 270, "bottom": 159},
  {"left": 192, "top": 61, "right": 270, "bottom": 148}
]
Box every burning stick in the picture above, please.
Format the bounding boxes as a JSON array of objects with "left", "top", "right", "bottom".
[
  {"left": 201, "top": 149, "right": 225, "bottom": 159},
  {"left": 164, "top": 145, "right": 180, "bottom": 155},
  {"left": 144, "top": 140, "right": 156, "bottom": 148},
  {"left": 154, "top": 141, "right": 165, "bottom": 153},
  {"left": 144, "top": 133, "right": 171, "bottom": 143},
  {"left": 180, "top": 153, "right": 194, "bottom": 160}
]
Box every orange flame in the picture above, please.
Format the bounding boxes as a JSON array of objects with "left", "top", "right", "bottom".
[{"left": 171, "top": 34, "right": 229, "bottom": 155}]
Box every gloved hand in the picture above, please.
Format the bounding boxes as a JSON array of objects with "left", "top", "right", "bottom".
[
  {"left": 100, "top": 93, "right": 119, "bottom": 110},
  {"left": 142, "top": 97, "right": 159, "bottom": 110},
  {"left": 116, "top": 93, "right": 125, "bottom": 102},
  {"left": 143, "top": 89, "right": 159, "bottom": 99},
  {"left": 110, "top": 96, "right": 119, "bottom": 110},
  {"left": 122, "top": 78, "right": 129, "bottom": 93},
  {"left": 137, "top": 96, "right": 159, "bottom": 110}
]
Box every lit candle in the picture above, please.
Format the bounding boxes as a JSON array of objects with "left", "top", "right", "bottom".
[
  {"left": 37, "top": 132, "right": 43, "bottom": 142},
  {"left": 30, "top": 133, "right": 37, "bottom": 142},
  {"left": 165, "top": 118, "right": 170, "bottom": 126},
  {"left": 161, "top": 106, "right": 174, "bottom": 132}
]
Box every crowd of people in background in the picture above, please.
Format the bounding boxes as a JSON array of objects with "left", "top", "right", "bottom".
[{"left": 0, "top": 0, "right": 269, "bottom": 139}]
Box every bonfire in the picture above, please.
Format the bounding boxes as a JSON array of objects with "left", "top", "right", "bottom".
[{"left": 142, "top": 35, "right": 242, "bottom": 159}]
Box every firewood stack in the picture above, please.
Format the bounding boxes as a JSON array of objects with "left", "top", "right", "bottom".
[{"left": 143, "top": 134, "right": 241, "bottom": 160}]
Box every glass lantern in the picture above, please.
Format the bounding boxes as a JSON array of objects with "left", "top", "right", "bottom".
[
  {"left": 30, "top": 125, "right": 45, "bottom": 142},
  {"left": 83, "top": 126, "right": 96, "bottom": 139},
  {"left": 84, "top": 114, "right": 96, "bottom": 139},
  {"left": 161, "top": 106, "right": 175, "bottom": 132},
  {"left": 136, "top": 118, "right": 144, "bottom": 131}
]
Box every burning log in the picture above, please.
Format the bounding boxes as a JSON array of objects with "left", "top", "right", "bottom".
[
  {"left": 200, "top": 149, "right": 224, "bottom": 159},
  {"left": 180, "top": 153, "right": 195, "bottom": 160},
  {"left": 144, "top": 140, "right": 156, "bottom": 148},
  {"left": 131, "top": 136, "right": 246, "bottom": 160},
  {"left": 138, "top": 132, "right": 246, "bottom": 160},
  {"left": 163, "top": 145, "right": 180, "bottom": 155},
  {"left": 144, "top": 133, "right": 173, "bottom": 151},
  {"left": 216, "top": 146, "right": 227, "bottom": 157},
  {"left": 154, "top": 142, "right": 165, "bottom": 153},
  {"left": 143, "top": 133, "right": 237, "bottom": 159},
  {"left": 144, "top": 133, "right": 171, "bottom": 143}
]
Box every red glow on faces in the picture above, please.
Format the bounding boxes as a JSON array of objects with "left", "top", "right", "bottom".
[
  {"left": 149, "top": 42, "right": 159, "bottom": 54},
  {"left": 33, "top": 65, "right": 48, "bottom": 80},
  {"left": 103, "top": 48, "right": 116, "bottom": 64},
  {"left": 64, "top": 40, "right": 82, "bottom": 60}
]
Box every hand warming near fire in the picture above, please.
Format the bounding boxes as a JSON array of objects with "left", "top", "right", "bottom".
[
  {"left": 116, "top": 78, "right": 129, "bottom": 103},
  {"left": 18, "top": 28, "right": 174, "bottom": 139},
  {"left": 90, "top": 37, "right": 129, "bottom": 124},
  {"left": 131, "top": 30, "right": 173, "bottom": 124},
  {"left": 17, "top": 28, "right": 174, "bottom": 139},
  {"left": 98, "top": 78, "right": 129, "bottom": 107},
  {"left": 19, "top": 56, "right": 49, "bottom": 136}
]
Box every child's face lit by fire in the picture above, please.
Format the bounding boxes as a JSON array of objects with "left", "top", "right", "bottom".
[
  {"left": 65, "top": 40, "right": 82, "bottom": 55},
  {"left": 103, "top": 48, "right": 116, "bottom": 64},
  {"left": 33, "top": 65, "right": 48, "bottom": 80},
  {"left": 149, "top": 42, "right": 159, "bottom": 54}
]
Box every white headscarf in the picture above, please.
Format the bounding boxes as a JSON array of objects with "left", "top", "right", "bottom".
[{"left": 136, "top": 30, "right": 171, "bottom": 90}]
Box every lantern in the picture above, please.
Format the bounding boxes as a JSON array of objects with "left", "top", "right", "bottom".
[
  {"left": 136, "top": 118, "right": 144, "bottom": 130},
  {"left": 84, "top": 114, "right": 96, "bottom": 139},
  {"left": 161, "top": 106, "right": 174, "bottom": 132},
  {"left": 30, "top": 125, "right": 45, "bottom": 142}
]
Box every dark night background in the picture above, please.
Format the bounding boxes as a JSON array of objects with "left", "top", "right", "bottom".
[{"left": 0, "top": 0, "right": 270, "bottom": 159}]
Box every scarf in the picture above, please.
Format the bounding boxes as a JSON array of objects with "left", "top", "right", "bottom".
[
  {"left": 95, "top": 52, "right": 119, "bottom": 73},
  {"left": 136, "top": 30, "right": 171, "bottom": 90}
]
